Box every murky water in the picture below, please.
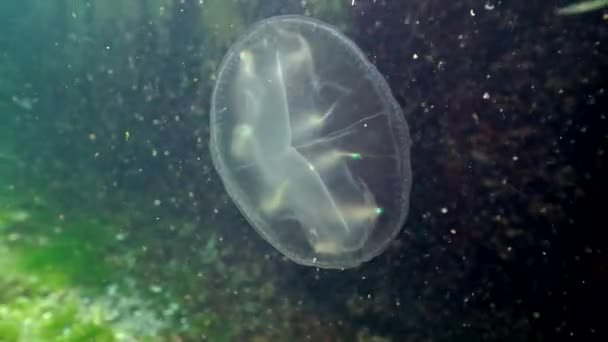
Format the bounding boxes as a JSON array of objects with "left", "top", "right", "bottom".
[{"left": 1, "top": 1, "right": 606, "bottom": 341}]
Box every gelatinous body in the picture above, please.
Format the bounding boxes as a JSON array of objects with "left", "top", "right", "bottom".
[{"left": 210, "top": 15, "right": 412, "bottom": 268}]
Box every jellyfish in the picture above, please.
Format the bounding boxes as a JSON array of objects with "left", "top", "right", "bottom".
[{"left": 209, "top": 15, "right": 412, "bottom": 269}]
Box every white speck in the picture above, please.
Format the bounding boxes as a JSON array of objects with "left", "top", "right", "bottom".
[
  {"left": 10, "top": 211, "right": 30, "bottom": 222},
  {"left": 153, "top": 199, "right": 161, "bottom": 206},
  {"left": 106, "top": 284, "right": 118, "bottom": 296},
  {"left": 213, "top": 208, "right": 219, "bottom": 214},
  {"left": 11, "top": 96, "right": 37, "bottom": 110},
  {"left": 484, "top": 2, "right": 495, "bottom": 10},
  {"left": 470, "top": 9, "right": 476, "bottom": 16},
  {"left": 512, "top": 155, "right": 519, "bottom": 161},
  {"left": 413, "top": 53, "right": 419, "bottom": 59},
  {"left": 351, "top": 0, "right": 355, "bottom": 6},
  {"left": 441, "top": 207, "right": 448, "bottom": 214},
  {"left": 483, "top": 92, "right": 490, "bottom": 100},
  {"left": 150, "top": 285, "right": 162, "bottom": 293}
]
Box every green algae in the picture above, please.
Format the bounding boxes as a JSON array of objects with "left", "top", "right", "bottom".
[
  {"left": 0, "top": 276, "right": 164, "bottom": 342},
  {"left": 0, "top": 191, "right": 169, "bottom": 340},
  {"left": 0, "top": 191, "right": 293, "bottom": 340},
  {"left": 2, "top": 209, "right": 116, "bottom": 289}
]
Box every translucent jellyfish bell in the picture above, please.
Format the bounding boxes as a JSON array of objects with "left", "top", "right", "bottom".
[{"left": 210, "top": 15, "right": 412, "bottom": 269}]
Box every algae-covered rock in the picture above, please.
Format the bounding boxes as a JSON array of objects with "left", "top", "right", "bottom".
[
  {"left": 0, "top": 285, "right": 115, "bottom": 341},
  {"left": 0, "top": 277, "right": 168, "bottom": 342}
]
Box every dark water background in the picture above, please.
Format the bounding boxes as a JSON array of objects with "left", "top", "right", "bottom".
[{"left": 0, "top": 0, "right": 606, "bottom": 341}]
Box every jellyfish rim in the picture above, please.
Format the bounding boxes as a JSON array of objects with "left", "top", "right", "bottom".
[{"left": 209, "top": 14, "right": 412, "bottom": 269}]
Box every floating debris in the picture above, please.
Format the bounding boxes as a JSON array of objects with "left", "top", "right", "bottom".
[
  {"left": 10, "top": 95, "right": 37, "bottom": 110},
  {"left": 556, "top": 0, "right": 608, "bottom": 15}
]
